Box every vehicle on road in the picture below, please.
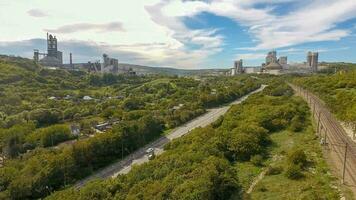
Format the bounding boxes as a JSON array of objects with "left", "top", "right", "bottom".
[
  {"left": 148, "top": 152, "right": 155, "bottom": 160},
  {"left": 146, "top": 148, "right": 154, "bottom": 154},
  {"left": 146, "top": 148, "right": 155, "bottom": 160}
]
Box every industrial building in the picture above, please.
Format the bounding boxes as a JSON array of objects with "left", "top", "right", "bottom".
[
  {"left": 307, "top": 51, "right": 319, "bottom": 72},
  {"left": 230, "top": 59, "right": 244, "bottom": 75},
  {"left": 278, "top": 56, "right": 288, "bottom": 65},
  {"left": 32, "top": 34, "right": 135, "bottom": 75},
  {"left": 235, "top": 59, "right": 244, "bottom": 74},
  {"left": 102, "top": 54, "right": 119, "bottom": 73},
  {"left": 34, "top": 33, "right": 63, "bottom": 67},
  {"left": 85, "top": 54, "right": 136, "bottom": 75},
  {"left": 244, "top": 67, "right": 261, "bottom": 74},
  {"left": 230, "top": 59, "right": 262, "bottom": 75},
  {"left": 229, "top": 50, "right": 319, "bottom": 76},
  {"left": 265, "top": 50, "right": 277, "bottom": 65},
  {"left": 262, "top": 50, "right": 285, "bottom": 75}
]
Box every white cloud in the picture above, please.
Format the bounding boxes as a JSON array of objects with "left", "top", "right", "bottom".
[
  {"left": 315, "top": 46, "right": 350, "bottom": 53},
  {"left": 158, "top": 0, "right": 356, "bottom": 50},
  {"left": 0, "top": 0, "right": 225, "bottom": 68},
  {"left": 1, "top": 0, "right": 356, "bottom": 68},
  {"left": 27, "top": 9, "right": 48, "bottom": 17},
  {"left": 44, "top": 22, "right": 125, "bottom": 34}
]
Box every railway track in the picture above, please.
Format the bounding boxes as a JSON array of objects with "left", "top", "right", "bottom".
[{"left": 289, "top": 83, "right": 356, "bottom": 191}]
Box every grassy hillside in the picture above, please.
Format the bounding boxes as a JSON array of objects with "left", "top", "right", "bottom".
[
  {"left": 293, "top": 71, "right": 356, "bottom": 126},
  {"left": 45, "top": 81, "right": 345, "bottom": 200},
  {"left": 0, "top": 56, "right": 261, "bottom": 199}
]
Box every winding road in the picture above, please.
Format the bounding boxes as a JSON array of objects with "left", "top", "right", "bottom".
[{"left": 74, "top": 85, "right": 267, "bottom": 189}]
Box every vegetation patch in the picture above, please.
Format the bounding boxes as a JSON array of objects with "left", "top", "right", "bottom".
[
  {"left": 43, "top": 81, "right": 338, "bottom": 200},
  {"left": 0, "top": 58, "right": 261, "bottom": 199}
]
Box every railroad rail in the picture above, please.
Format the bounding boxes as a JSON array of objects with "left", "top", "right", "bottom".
[{"left": 289, "top": 83, "right": 356, "bottom": 190}]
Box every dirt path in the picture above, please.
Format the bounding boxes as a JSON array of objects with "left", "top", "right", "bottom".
[
  {"left": 246, "top": 168, "right": 268, "bottom": 194},
  {"left": 246, "top": 155, "right": 281, "bottom": 194}
]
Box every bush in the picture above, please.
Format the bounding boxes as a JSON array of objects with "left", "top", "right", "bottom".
[
  {"left": 263, "top": 83, "right": 293, "bottom": 97},
  {"left": 226, "top": 124, "right": 269, "bottom": 161},
  {"left": 227, "top": 131, "right": 262, "bottom": 161},
  {"left": 285, "top": 164, "right": 304, "bottom": 180},
  {"left": 287, "top": 149, "right": 308, "bottom": 168},
  {"left": 289, "top": 116, "right": 304, "bottom": 132},
  {"left": 26, "top": 124, "right": 73, "bottom": 147},
  {"left": 256, "top": 185, "right": 268, "bottom": 192},
  {"left": 211, "top": 116, "right": 224, "bottom": 128},
  {"left": 265, "top": 166, "right": 283, "bottom": 176},
  {"left": 250, "top": 155, "right": 264, "bottom": 166}
]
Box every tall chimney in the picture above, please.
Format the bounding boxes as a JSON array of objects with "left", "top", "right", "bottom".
[{"left": 70, "top": 53, "right": 73, "bottom": 68}]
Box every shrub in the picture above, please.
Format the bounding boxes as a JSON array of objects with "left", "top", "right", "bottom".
[
  {"left": 26, "top": 124, "right": 73, "bottom": 147},
  {"left": 263, "top": 83, "right": 293, "bottom": 97},
  {"left": 211, "top": 116, "right": 224, "bottom": 128},
  {"left": 250, "top": 155, "right": 264, "bottom": 166},
  {"left": 227, "top": 131, "right": 262, "bottom": 161},
  {"left": 225, "top": 124, "right": 269, "bottom": 161},
  {"left": 256, "top": 185, "right": 268, "bottom": 192},
  {"left": 265, "top": 166, "right": 283, "bottom": 176},
  {"left": 285, "top": 164, "right": 303, "bottom": 180},
  {"left": 289, "top": 116, "right": 304, "bottom": 132},
  {"left": 287, "top": 149, "right": 308, "bottom": 168}
]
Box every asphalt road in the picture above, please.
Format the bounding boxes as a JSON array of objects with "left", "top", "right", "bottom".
[{"left": 74, "top": 85, "right": 267, "bottom": 189}]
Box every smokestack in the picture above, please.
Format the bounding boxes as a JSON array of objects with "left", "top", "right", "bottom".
[{"left": 70, "top": 53, "right": 73, "bottom": 68}]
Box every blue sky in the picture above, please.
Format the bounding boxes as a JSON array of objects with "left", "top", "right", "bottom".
[{"left": 1, "top": 0, "right": 356, "bottom": 69}]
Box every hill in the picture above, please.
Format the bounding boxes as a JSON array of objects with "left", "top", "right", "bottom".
[{"left": 118, "top": 63, "right": 229, "bottom": 76}]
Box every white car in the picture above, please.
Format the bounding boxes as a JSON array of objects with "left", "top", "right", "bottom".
[
  {"left": 146, "top": 148, "right": 155, "bottom": 160},
  {"left": 147, "top": 153, "right": 155, "bottom": 160},
  {"left": 146, "top": 148, "right": 154, "bottom": 154}
]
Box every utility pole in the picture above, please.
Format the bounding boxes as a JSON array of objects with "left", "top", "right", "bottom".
[
  {"left": 342, "top": 143, "right": 348, "bottom": 184},
  {"left": 317, "top": 111, "right": 321, "bottom": 136}
]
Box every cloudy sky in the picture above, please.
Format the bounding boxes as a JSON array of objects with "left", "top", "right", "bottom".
[{"left": 1, "top": 0, "right": 356, "bottom": 69}]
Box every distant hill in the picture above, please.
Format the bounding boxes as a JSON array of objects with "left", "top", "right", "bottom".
[
  {"left": 0, "top": 54, "right": 229, "bottom": 76},
  {"left": 118, "top": 63, "right": 229, "bottom": 76}
]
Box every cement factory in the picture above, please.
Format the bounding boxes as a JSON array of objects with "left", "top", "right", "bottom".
[
  {"left": 33, "top": 33, "right": 136, "bottom": 75},
  {"left": 32, "top": 33, "right": 321, "bottom": 77},
  {"left": 231, "top": 50, "right": 320, "bottom": 76},
  {"left": 34, "top": 33, "right": 63, "bottom": 67}
]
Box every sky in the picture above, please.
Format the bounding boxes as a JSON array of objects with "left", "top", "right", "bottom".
[{"left": 1, "top": 0, "right": 356, "bottom": 69}]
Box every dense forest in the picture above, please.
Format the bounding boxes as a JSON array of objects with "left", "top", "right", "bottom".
[
  {"left": 293, "top": 70, "right": 356, "bottom": 128},
  {"left": 44, "top": 81, "right": 342, "bottom": 200},
  {"left": 0, "top": 57, "right": 261, "bottom": 199}
]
